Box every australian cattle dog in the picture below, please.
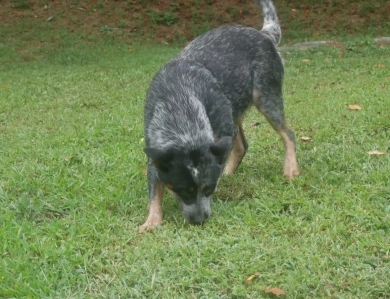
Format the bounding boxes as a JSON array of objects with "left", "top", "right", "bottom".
[{"left": 140, "top": 0, "right": 299, "bottom": 232}]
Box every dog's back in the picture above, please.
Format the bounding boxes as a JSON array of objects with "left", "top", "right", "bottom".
[
  {"left": 176, "top": 0, "right": 282, "bottom": 119},
  {"left": 177, "top": 26, "right": 282, "bottom": 120}
]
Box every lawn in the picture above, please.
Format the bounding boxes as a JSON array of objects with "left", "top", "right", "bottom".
[{"left": 0, "top": 27, "right": 389, "bottom": 298}]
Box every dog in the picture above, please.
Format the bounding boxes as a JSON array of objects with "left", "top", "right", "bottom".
[{"left": 139, "top": 0, "right": 299, "bottom": 233}]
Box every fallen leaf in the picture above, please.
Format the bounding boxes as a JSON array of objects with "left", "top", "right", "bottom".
[
  {"left": 375, "top": 64, "right": 385, "bottom": 68},
  {"left": 142, "top": 168, "right": 148, "bottom": 175},
  {"left": 348, "top": 104, "right": 361, "bottom": 110},
  {"left": 291, "top": 8, "right": 297, "bottom": 12},
  {"left": 245, "top": 273, "right": 260, "bottom": 285},
  {"left": 368, "top": 150, "right": 386, "bottom": 156},
  {"left": 300, "top": 136, "right": 312, "bottom": 142},
  {"left": 265, "top": 287, "right": 286, "bottom": 296},
  {"left": 302, "top": 59, "right": 310, "bottom": 63}
]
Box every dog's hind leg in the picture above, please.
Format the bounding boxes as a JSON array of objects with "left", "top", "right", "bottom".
[
  {"left": 224, "top": 116, "right": 248, "bottom": 175},
  {"left": 139, "top": 164, "right": 165, "bottom": 233},
  {"left": 253, "top": 76, "right": 299, "bottom": 179}
]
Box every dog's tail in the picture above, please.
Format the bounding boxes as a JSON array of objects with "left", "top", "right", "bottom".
[{"left": 257, "top": 0, "right": 281, "bottom": 45}]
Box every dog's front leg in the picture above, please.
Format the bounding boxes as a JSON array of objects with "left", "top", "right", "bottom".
[
  {"left": 139, "top": 165, "right": 164, "bottom": 233},
  {"left": 224, "top": 118, "right": 247, "bottom": 175}
]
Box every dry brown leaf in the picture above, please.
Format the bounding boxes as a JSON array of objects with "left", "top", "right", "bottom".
[
  {"left": 300, "top": 136, "right": 312, "bottom": 142},
  {"left": 245, "top": 273, "right": 260, "bottom": 285},
  {"left": 265, "top": 287, "right": 286, "bottom": 296},
  {"left": 368, "top": 150, "right": 386, "bottom": 156},
  {"left": 142, "top": 168, "right": 148, "bottom": 175},
  {"left": 348, "top": 104, "right": 362, "bottom": 110},
  {"left": 375, "top": 64, "right": 385, "bottom": 68},
  {"left": 302, "top": 59, "right": 310, "bottom": 63}
]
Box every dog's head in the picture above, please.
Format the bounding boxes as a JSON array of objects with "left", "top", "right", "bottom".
[{"left": 144, "top": 136, "right": 232, "bottom": 225}]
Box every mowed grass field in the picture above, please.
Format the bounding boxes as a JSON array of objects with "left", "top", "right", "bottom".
[{"left": 1, "top": 26, "right": 390, "bottom": 298}]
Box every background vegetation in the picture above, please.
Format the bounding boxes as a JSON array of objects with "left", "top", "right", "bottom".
[{"left": 1, "top": 0, "right": 390, "bottom": 45}]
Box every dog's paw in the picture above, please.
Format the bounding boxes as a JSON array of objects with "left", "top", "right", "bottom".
[
  {"left": 138, "top": 219, "right": 162, "bottom": 233},
  {"left": 283, "top": 163, "right": 300, "bottom": 179}
]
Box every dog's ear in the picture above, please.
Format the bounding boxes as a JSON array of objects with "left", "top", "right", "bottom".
[
  {"left": 144, "top": 147, "right": 174, "bottom": 172},
  {"left": 210, "top": 136, "right": 232, "bottom": 164}
]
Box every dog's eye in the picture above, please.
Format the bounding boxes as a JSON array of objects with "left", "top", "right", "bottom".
[
  {"left": 202, "top": 185, "right": 215, "bottom": 196},
  {"left": 168, "top": 186, "right": 195, "bottom": 197},
  {"left": 179, "top": 186, "right": 196, "bottom": 195}
]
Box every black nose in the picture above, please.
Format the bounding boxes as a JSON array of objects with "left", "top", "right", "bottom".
[{"left": 188, "top": 212, "right": 209, "bottom": 225}]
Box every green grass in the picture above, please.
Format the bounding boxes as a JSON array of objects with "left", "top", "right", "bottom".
[{"left": 1, "top": 25, "right": 390, "bottom": 298}]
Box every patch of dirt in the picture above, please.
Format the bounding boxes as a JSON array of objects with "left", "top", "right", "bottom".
[{"left": 1, "top": 0, "right": 389, "bottom": 44}]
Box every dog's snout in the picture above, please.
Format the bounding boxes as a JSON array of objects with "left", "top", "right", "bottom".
[
  {"left": 180, "top": 195, "right": 212, "bottom": 225},
  {"left": 188, "top": 211, "right": 210, "bottom": 225}
]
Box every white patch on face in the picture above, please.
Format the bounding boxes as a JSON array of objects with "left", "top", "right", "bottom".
[{"left": 189, "top": 166, "right": 199, "bottom": 180}]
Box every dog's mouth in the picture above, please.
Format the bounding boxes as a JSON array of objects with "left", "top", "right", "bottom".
[
  {"left": 178, "top": 196, "right": 212, "bottom": 225},
  {"left": 166, "top": 187, "right": 213, "bottom": 224},
  {"left": 186, "top": 211, "right": 210, "bottom": 225}
]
